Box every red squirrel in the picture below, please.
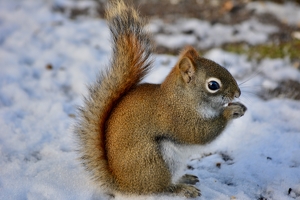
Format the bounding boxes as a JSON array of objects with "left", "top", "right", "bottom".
[{"left": 75, "top": 0, "right": 247, "bottom": 198}]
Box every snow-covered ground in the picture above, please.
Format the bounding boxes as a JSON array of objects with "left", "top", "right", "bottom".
[
  {"left": 1, "top": 0, "right": 300, "bottom": 199},
  {"left": 150, "top": 17, "right": 278, "bottom": 49}
]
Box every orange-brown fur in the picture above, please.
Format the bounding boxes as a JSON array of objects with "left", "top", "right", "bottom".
[{"left": 75, "top": 0, "right": 246, "bottom": 198}]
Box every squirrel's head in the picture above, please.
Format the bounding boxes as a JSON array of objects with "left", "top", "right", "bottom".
[{"left": 165, "top": 46, "right": 240, "bottom": 113}]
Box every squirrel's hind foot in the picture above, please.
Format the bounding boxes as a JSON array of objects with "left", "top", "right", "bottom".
[
  {"left": 167, "top": 183, "right": 201, "bottom": 198},
  {"left": 178, "top": 174, "right": 199, "bottom": 185}
]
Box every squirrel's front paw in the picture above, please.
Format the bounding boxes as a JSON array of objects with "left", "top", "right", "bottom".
[{"left": 224, "top": 102, "right": 247, "bottom": 119}]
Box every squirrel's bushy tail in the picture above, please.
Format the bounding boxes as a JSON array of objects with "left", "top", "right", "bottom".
[{"left": 74, "top": 0, "right": 153, "bottom": 193}]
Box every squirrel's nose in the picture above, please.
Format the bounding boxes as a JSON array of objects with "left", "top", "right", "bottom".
[{"left": 234, "top": 89, "right": 241, "bottom": 98}]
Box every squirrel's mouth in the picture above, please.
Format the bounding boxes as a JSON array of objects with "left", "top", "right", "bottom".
[{"left": 222, "top": 96, "right": 234, "bottom": 107}]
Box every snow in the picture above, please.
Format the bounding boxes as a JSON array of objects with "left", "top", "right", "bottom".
[
  {"left": 150, "top": 18, "right": 278, "bottom": 49},
  {"left": 1, "top": 0, "right": 300, "bottom": 200},
  {"left": 247, "top": 1, "right": 300, "bottom": 26}
]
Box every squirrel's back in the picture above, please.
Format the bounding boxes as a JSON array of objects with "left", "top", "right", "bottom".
[{"left": 74, "top": 0, "right": 153, "bottom": 194}]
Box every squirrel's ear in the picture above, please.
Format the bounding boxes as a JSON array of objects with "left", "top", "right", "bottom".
[{"left": 178, "top": 57, "right": 195, "bottom": 84}]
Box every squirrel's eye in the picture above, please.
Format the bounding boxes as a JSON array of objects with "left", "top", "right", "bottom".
[
  {"left": 206, "top": 77, "right": 222, "bottom": 93},
  {"left": 208, "top": 81, "right": 220, "bottom": 91}
]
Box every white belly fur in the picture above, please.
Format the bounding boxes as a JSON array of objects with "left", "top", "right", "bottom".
[{"left": 160, "top": 141, "right": 203, "bottom": 183}]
